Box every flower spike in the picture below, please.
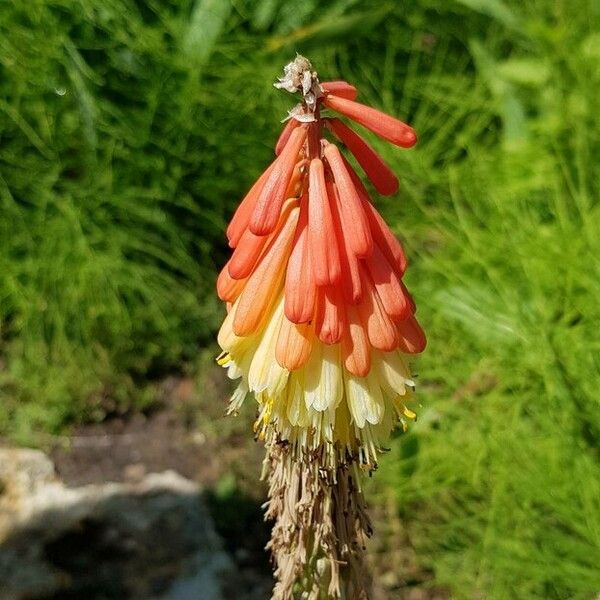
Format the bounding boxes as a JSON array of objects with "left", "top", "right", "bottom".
[{"left": 216, "top": 55, "right": 425, "bottom": 599}]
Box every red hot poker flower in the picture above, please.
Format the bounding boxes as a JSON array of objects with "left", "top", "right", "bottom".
[{"left": 217, "top": 55, "right": 426, "bottom": 600}]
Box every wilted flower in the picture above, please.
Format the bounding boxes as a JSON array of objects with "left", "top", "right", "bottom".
[{"left": 217, "top": 56, "right": 425, "bottom": 600}]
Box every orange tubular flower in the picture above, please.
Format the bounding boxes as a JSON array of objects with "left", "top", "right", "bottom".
[{"left": 217, "top": 56, "right": 425, "bottom": 600}]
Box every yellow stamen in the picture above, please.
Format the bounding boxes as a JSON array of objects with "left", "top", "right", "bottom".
[
  {"left": 402, "top": 405, "right": 417, "bottom": 420},
  {"left": 217, "top": 352, "right": 231, "bottom": 366}
]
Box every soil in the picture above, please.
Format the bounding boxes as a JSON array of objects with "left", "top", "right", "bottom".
[{"left": 50, "top": 374, "right": 263, "bottom": 489}]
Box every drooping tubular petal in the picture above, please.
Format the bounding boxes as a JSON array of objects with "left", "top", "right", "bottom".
[
  {"left": 304, "top": 343, "right": 343, "bottom": 412},
  {"left": 342, "top": 305, "right": 370, "bottom": 377},
  {"left": 341, "top": 152, "right": 408, "bottom": 274},
  {"left": 362, "top": 199, "right": 408, "bottom": 277},
  {"left": 217, "top": 298, "right": 243, "bottom": 351},
  {"left": 323, "top": 95, "right": 417, "bottom": 148},
  {"left": 250, "top": 125, "right": 307, "bottom": 236},
  {"left": 230, "top": 157, "right": 305, "bottom": 280},
  {"left": 248, "top": 301, "right": 289, "bottom": 395},
  {"left": 227, "top": 161, "right": 276, "bottom": 248},
  {"left": 365, "top": 243, "right": 410, "bottom": 321},
  {"left": 345, "top": 371, "right": 383, "bottom": 428},
  {"left": 328, "top": 181, "right": 362, "bottom": 303},
  {"left": 356, "top": 269, "right": 399, "bottom": 352},
  {"left": 375, "top": 350, "right": 412, "bottom": 397},
  {"left": 276, "top": 317, "right": 313, "bottom": 371},
  {"left": 326, "top": 118, "right": 399, "bottom": 196},
  {"left": 308, "top": 158, "right": 341, "bottom": 287},
  {"left": 315, "top": 285, "right": 345, "bottom": 345},
  {"left": 396, "top": 316, "right": 427, "bottom": 353},
  {"left": 324, "top": 143, "right": 373, "bottom": 257},
  {"left": 320, "top": 81, "right": 358, "bottom": 100},
  {"left": 401, "top": 281, "right": 417, "bottom": 314},
  {"left": 341, "top": 154, "right": 371, "bottom": 201},
  {"left": 234, "top": 204, "right": 299, "bottom": 336},
  {"left": 217, "top": 262, "right": 246, "bottom": 302},
  {"left": 285, "top": 194, "right": 316, "bottom": 324},
  {"left": 286, "top": 371, "right": 309, "bottom": 427},
  {"left": 275, "top": 118, "right": 301, "bottom": 155},
  {"left": 228, "top": 228, "right": 269, "bottom": 280}
]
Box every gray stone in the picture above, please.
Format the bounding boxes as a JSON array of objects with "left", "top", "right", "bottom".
[{"left": 0, "top": 447, "right": 233, "bottom": 600}]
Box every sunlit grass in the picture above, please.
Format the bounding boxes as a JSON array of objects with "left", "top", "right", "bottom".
[{"left": 369, "top": 3, "right": 600, "bottom": 597}]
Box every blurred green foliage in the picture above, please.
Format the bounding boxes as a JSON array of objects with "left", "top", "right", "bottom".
[{"left": 0, "top": 0, "right": 599, "bottom": 597}]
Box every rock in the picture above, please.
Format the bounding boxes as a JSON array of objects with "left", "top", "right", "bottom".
[
  {"left": 0, "top": 447, "right": 234, "bottom": 599},
  {"left": 0, "top": 448, "right": 58, "bottom": 539},
  {"left": 123, "top": 462, "right": 147, "bottom": 483}
]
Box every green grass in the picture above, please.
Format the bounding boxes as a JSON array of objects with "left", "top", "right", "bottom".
[
  {"left": 368, "top": 3, "right": 600, "bottom": 597},
  {"left": 1, "top": 0, "right": 599, "bottom": 597}
]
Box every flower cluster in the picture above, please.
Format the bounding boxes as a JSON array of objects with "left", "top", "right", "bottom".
[
  {"left": 216, "top": 56, "right": 426, "bottom": 599},
  {"left": 217, "top": 60, "right": 425, "bottom": 471}
]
